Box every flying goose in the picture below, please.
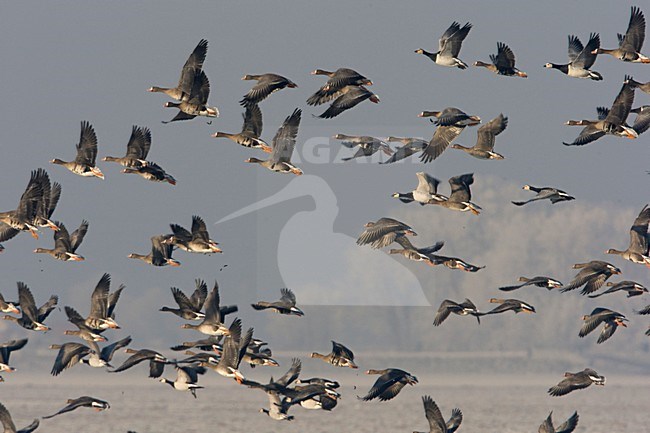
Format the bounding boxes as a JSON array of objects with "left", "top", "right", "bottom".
[
  {"left": 545, "top": 33, "right": 603, "bottom": 80},
  {"left": 240, "top": 73, "right": 297, "bottom": 106},
  {"left": 548, "top": 368, "right": 605, "bottom": 396},
  {"left": 483, "top": 298, "right": 536, "bottom": 314},
  {"left": 0, "top": 169, "right": 49, "bottom": 242},
  {"left": 429, "top": 173, "right": 482, "bottom": 215},
  {"left": 0, "top": 402, "right": 39, "bottom": 433},
  {"left": 356, "top": 217, "right": 416, "bottom": 249},
  {"left": 50, "top": 342, "right": 95, "bottom": 376},
  {"left": 450, "top": 113, "right": 508, "bottom": 159},
  {"left": 3, "top": 283, "right": 57, "bottom": 331},
  {"left": 0, "top": 338, "right": 28, "bottom": 373},
  {"left": 51, "top": 121, "right": 104, "bottom": 179},
  {"left": 310, "top": 341, "right": 358, "bottom": 368},
  {"left": 333, "top": 134, "right": 393, "bottom": 161},
  {"left": 148, "top": 39, "right": 208, "bottom": 100},
  {"left": 212, "top": 103, "right": 271, "bottom": 152},
  {"left": 392, "top": 172, "right": 446, "bottom": 205},
  {"left": 413, "top": 395, "right": 463, "bottom": 433},
  {"left": 200, "top": 318, "right": 251, "bottom": 383},
  {"left": 102, "top": 126, "right": 151, "bottom": 168},
  {"left": 538, "top": 411, "right": 579, "bottom": 433},
  {"left": 593, "top": 7, "right": 649, "bottom": 63},
  {"left": 499, "top": 276, "right": 563, "bottom": 291},
  {"left": 160, "top": 279, "right": 208, "bottom": 321},
  {"left": 63, "top": 306, "right": 106, "bottom": 343},
  {"left": 42, "top": 396, "right": 110, "bottom": 419},
  {"left": 315, "top": 85, "right": 379, "bottom": 119},
  {"left": 474, "top": 42, "right": 527, "bottom": 77},
  {"left": 109, "top": 348, "right": 169, "bottom": 378},
  {"left": 307, "top": 68, "right": 373, "bottom": 106},
  {"left": 251, "top": 288, "right": 304, "bottom": 316},
  {"left": 128, "top": 235, "right": 180, "bottom": 267},
  {"left": 358, "top": 368, "right": 418, "bottom": 401},
  {"left": 418, "top": 109, "right": 478, "bottom": 163},
  {"left": 415, "top": 21, "right": 472, "bottom": 69},
  {"left": 564, "top": 77, "right": 638, "bottom": 146},
  {"left": 181, "top": 281, "right": 230, "bottom": 335},
  {"left": 159, "top": 364, "right": 206, "bottom": 398},
  {"left": 245, "top": 108, "right": 303, "bottom": 175},
  {"left": 76, "top": 273, "right": 123, "bottom": 331},
  {"left": 512, "top": 185, "right": 575, "bottom": 206},
  {"left": 380, "top": 137, "right": 428, "bottom": 164},
  {"left": 605, "top": 204, "right": 650, "bottom": 266},
  {"left": 162, "top": 69, "right": 219, "bottom": 123},
  {"left": 428, "top": 253, "right": 484, "bottom": 272},
  {"left": 33, "top": 173, "right": 60, "bottom": 232},
  {"left": 33, "top": 220, "right": 87, "bottom": 261},
  {"left": 388, "top": 236, "right": 444, "bottom": 266},
  {"left": 579, "top": 308, "right": 628, "bottom": 344},
  {"left": 164, "top": 215, "right": 221, "bottom": 254},
  {"left": 560, "top": 260, "right": 621, "bottom": 295},
  {"left": 433, "top": 299, "right": 481, "bottom": 326},
  {"left": 122, "top": 162, "right": 176, "bottom": 185},
  {"left": 588, "top": 280, "right": 648, "bottom": 298}
]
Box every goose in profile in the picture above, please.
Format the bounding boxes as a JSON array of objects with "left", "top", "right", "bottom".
[
  {"left": 450, "top": 113, "right": 508, "bottom": 159},
  {"left": 358, "top": 368, "right": 418, "bottom": 401},
  {"left": 512, "top": 185, "right": 575, "bottom": 206},
  {"left": 474, "top": 42, "right": 527, "bottom": 77},
  {"left": 415, "top": 21, "right": 472, "bottom": 69},
  {"left": 212, "top": 103, "right": 271, "bottom": 152},
  {"left": 538, "top": 411, "right": 579, "bottom": 433},
  {"left": 51, "top": 121, "right": 104, "bottom": 179},
  {"left": 148, "top": 39, "right": 208, "bottom": 100},
  {"left": 430, "top": 173, "right": 482, "bottom": 215},
  {"left": 245, "top": 108, "right": 303, "bottom": 175},
  {"left": 380, "top": 137, "right": 428, "bottom": 164},
  {"left": 42, "top": 396, "right": 110, "bottom": 419},
  {"left": 77, "top": 273, "right": 122, "bottom": 331},
  {"left": 242, "top": 358, "right": 304, "bottom": 419},
  {"left": 240, "top": 73, "right": 297, "bottom": 106},
  {"left": 418, "top": 109, "right": 478, "bottom": 162},
  {"left": 548, "top": 368, "right": 605, "bottom": 396},
  {"left": 33, "top": 220, "right": 87, "bottom": 261},
  {"left": 181, "top": 281, "right": 230, "bottom": 336},
  {"left": 160, "top": 279, "right": 208, "bottom": 321},
  {"left": 0, "top": 169, "right": 49, "bottom": 241},
  {"left": 33, "top": 173, "right": 60, "bottom": 232},
  {"left": 3, "top": 283, "right": 57, "bottom": 332},
  {"left": 392, "top": 172, "right": 446, "bottom": 205},
  {"left": 0, "top": 402, "right": 39, "bottom": 433},
  {"left": 588, "top": 280, "right": 648, "bottom": 298},
  {"left": 499, "top": 276, "right": 563, "bottom": 291},
  {"left": 593, "top": 7, "right": 649, "bottom": 63},
  {"left": 109, "top": 348, "right": 169, "bottom": 378},
  {"left": 560, "top": 260, "right": 621, "bottom": 295},
  {"left": 579, "top": 308, "right": 628, "bottom": 344},
  {"left": 483, "top": 298, "right": 536, "bottom": 315},
  {"left": 433, "top": 299, "right": 481, "bottom": 326},
  {"left": 333, "top": 134, "right": 393, "bottom": 161},
  {"left": 388, "top": 237, "right": 444, "bottom": 266},
  {"left": 128, "top": 235, "right": 180, "bottom": 267},
  {"left": 315, "top": 85, "right": 379, "bottom": 119},
  {"left": 413, "top": 395, "right": 463, "bottom": 433},
  {"left": 50, "top": 342, "right": 96, "bottom": 376},
  {"left": 159, "top": 365, "right": 206, "bottom": 398},
  {"left": 162, "top": 69, "right": 219, "bottom": 123},
  {"left": 310, "top": 341, "right": 357, "bottom": 368},
  {"left": 564, "top": 77, "right": 638, "bottom": 146},
  {"left": 102, "top": 126, "right": 151, "bottom": 168},
  {"left": 307, "top": 68, "right": 373, "bottom": 106},
  {"left": 356, "top": 217, "right": 416, "bottom": 249},
  {"left": 251, "top": 288, "right": 303, "bottom": 316},
  {"left": 164, "top": 215, "right": 221, "bottom": 254},
  {"left": 545, "top": 33, "right": 602, "bottom": 80},
  {"left": 63, "top": 306, "right": 107, "bottom": 343},
  {"left": 200, "top": 318, "right": 251, "bottom": 383},
  {"left": 605, "top": 204, "right": 650, "bottom": 266},
  {"left": 428, "top": 253, "right": 484, "bottom": 272},
  {"left": 122, "top": 162, "right": 176, "bottom": 185},
  {"left": 419, "top": 107, "right": 481, "bottom": 127},
  {"left": 0, "top": 338, "right": 28, "bottom": 373},
  {"left": 0, "top": 293, "right": 19, "bottom": 314}
]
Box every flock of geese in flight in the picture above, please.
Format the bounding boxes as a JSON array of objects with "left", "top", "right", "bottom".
[{"left": 1, "top": 4, "right": 650, "bottom": 433}]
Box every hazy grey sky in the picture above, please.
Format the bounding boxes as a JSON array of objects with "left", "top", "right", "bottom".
[{"left": 1, "top": 0, "right": 649, "bottom": 371}]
